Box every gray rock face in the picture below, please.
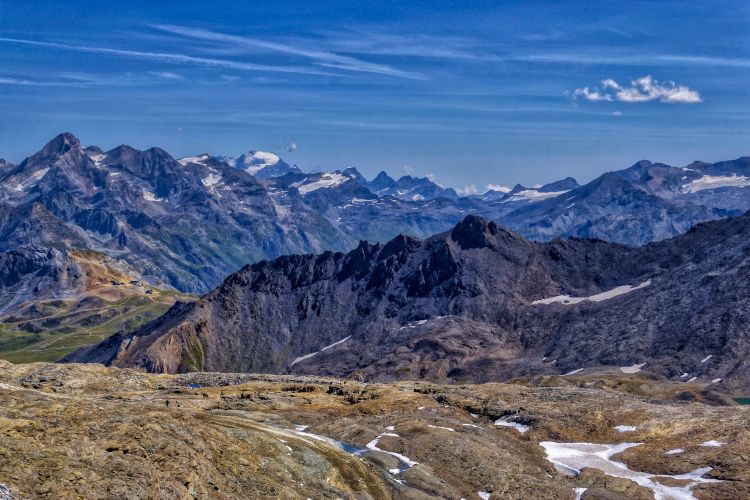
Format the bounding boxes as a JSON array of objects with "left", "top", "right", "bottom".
[
  {"left": 0, "top": 246, "right": 75, "bottom": 314},
  {"left": 65, "top": 213, "right": 750, "bottom": 391}
]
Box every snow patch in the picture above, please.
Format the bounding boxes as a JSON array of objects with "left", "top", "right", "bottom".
[
  {"left": 540, "top": 441, "right": 721, "bottom": 500},
  {"left": 142, "top": 191, "right": 163, "bottom": 202},
  {"left": 533, "top": 280, "right": 651, "bottom": 305},
  {"left": 620, "top": 363, "right": 646, "bottom": 374},
  {"left": 614, "top": 425, "right": 637, "bottom": 433},
  {"left": 701, "top": 355, "right": 712, "bottom": 363},
  {"left": 291, "top": 335, "right": 352, "bottom": 366},
  {"left": 178, "top": 154, "right": 211, "bottom": 167},
  {"left": 292, "top": 172, "right": 350, "bottom": 194},
  {"left": 11, "top": 167, "right": 49, "bottom": 192},
  {"left": 574, "top": 487, "right": 587, "bottom": 500},
  {"left": 700, "top": 440, "right": 725, "bottom": 447},
  {"left": 666, "top": 448, "right": 685, "bottom": 455},
  {"left": 564, "top": 368, "right": 584, "bottom": 376},
  {"left": 201, "top": 172, "right": 222, "bottom": 188},
  {"left": 88, "top": 153, "right": 106, "bottom": 166},
  {"left": 506, "top": 189, "right": 569, "bottom": 202},
  {"left": 494, "top": 417, "right": 530, "bottom": 433},
  {"left": 427, "top": 424, "right": 455, "bottom": 432},
  {"left": 478, "top": 492, "right": 491, "bottom": 500},
  {"left": 687, "top": 376, "right": 697, "bottom": 383},
  {"left": 682, "top": 174, "right": 750, "bottom": 193},
  {"left": 366, "top": 431, "right": 418, "bottom": 469}
]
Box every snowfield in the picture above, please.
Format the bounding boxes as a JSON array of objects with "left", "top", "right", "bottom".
[
  {"left": 505, "top": 188, "right": 569, "bottom": 202},
  {"left": 682, "top": 174, "right": 750, "bottom": 193},
  {"left": 533, "top": 280, "right": 651, "bottom": 305},
  {"left": 178, "top": 154, "right": 211, "bottom": 167},
  {"left": 201, "top": 172, "right": 222, "bottom": 188},
  {"left": 292, "top": 173, "right": 350, "bottom": 194},
  {"left": 620, "top": 363, "right": 646, "bottom": 374},
  {"left": 540, "top": 441, "right": 721, "bottom": 500}
]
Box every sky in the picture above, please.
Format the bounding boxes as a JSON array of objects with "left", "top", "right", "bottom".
[{"left": 1, "top": 0, "right": 748, "bottom": 192}]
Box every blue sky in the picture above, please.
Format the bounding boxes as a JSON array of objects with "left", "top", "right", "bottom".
[{"left": 1, "top": 0, "right": 748, "bottom": 192}]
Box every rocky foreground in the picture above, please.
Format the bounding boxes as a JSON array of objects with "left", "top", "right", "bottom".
[{"left": 0, "top": 361, "right": 747, "bottom": 499}]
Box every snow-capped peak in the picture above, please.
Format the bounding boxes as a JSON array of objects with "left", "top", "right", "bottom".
[{"left": 235, "top": 150, "right": 280, "bottom": 175}]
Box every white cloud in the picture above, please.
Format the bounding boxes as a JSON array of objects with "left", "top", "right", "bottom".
[
  {"left": 285, "top": 141, "right": 299, "bottom": 152},
  {"left": 150, "top": 71, "right": 184, "bottom": 80},
  {"left": 574, "top": 75, "right": 702, "bottom": 104},
  {"left": 425, "top": 173, "right": 445, "bottom": 187},
  {"left": 573, "top": 86, "right": 612, "bottom": 102},
  {"left": 457, "top": 184, "right": 478, "bottom": 196},
  {"left": 487, "top": 184, "right": 511, "bottom": 193}
]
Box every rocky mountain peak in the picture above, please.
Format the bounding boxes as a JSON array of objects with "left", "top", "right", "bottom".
[
  {"left": 40, "top": 132, "right": 80, "bottom": 158},
  {"left": 540, "top": 176, "right": 579, "bottom": 192},
  {"left": 369, "top": 171, "right": 396, "bottom": 192},
  {"left": 450, "top": 214, "right": 500, "bottom": 249}
]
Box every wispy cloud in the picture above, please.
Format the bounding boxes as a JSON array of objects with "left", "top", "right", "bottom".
[
  {"left": 456, "top": 184, "right": 478, "bottom": 196},
  {"left": 149, "top": 71, "right": 184, "bottom": 80},
  {"left": 487, "top": 184, "right": 511, "bottom": 193},
  {"left": 0, "top": 76, "right": 82, "bottom": 87},
  {"left": 0, "top": 37, "right": 341, "bottom": 77},
  {"left": 518, "top": 53, "right": 750, "bottom": 69},
  {"left": 318, "top": 29, "right": 502, "bottom": 61},
  {"left": 573, "top": 76, "right": 702, "bottom": 104},
  {"left": 152, "top": 24, "right": 426, "bottom": 80}
]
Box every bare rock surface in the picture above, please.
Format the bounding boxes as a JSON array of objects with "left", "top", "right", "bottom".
[{"left": 0, "top": 361, "right": 747, "bottom": 499}]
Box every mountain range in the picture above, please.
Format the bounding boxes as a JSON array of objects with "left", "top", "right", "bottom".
[
  {"left": 2, "top": 133, "right": 748, "bottom": 296},
  {"left": 66, "top": 211, "right": 750, "bottom": 392}
]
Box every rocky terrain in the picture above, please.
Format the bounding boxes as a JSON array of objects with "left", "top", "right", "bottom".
[
  {"left": 2, "top": 133, "right": 748, "bottom": 295},
  {"left": 0, "top": 361, "right": 746, "bottom": 499},
  {"left": 0, "top": 247, "right": 192, "bottom": 363},
  {"left": 66, "top": 212, "right": 750, "bottom": 394}
]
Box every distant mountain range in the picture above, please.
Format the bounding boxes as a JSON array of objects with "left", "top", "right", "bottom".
[
  {"left": 1, "top": 132, "right": 748, "bottom": 296},
  {"left": 65, "top": 212, "right": 750, "bottom": 391}
]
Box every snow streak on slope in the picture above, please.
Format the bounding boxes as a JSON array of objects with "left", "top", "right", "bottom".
[
  {"left": 292, "top": 173, "right": 349, "bottom": 194},
  {"left": 533, "top": 280, "right": 651, "bottom": 305},
  {"left": 682, "top": 174, "right": 750, "bottom": 193}
]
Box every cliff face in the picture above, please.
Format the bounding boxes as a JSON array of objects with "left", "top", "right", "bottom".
[{"left": 65, "top": 213, "right": 750, "bottom": 391}]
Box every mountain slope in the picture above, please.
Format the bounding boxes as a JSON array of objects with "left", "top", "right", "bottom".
[
  {"left": 0, "top": 246, "right": 190, "bottom": 363},
  {"left": 65, "top": 213, "right": 750, "bottom": 392}
]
